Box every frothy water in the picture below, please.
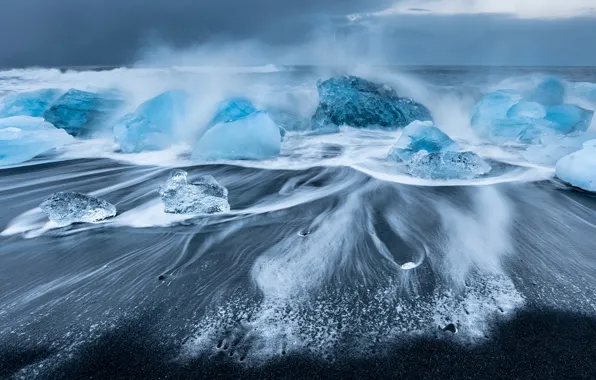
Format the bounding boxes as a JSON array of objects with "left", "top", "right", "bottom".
[{"left": 2, "top": 66, "right": 596, "bottom": 378}]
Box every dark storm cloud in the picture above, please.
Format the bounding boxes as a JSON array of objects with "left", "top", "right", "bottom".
[
  {"left": 0, "top": 0, "right": 391, "bottom": 67},
  {"left": 0, "top": 0, "right": 595, "bottom": 67}
]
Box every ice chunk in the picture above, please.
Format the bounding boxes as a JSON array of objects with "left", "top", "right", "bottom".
[
  {"left": 556, "top": 140, "right": 596, "bottom": 191},
  {"left": 311, "top": 76, "right": 432, "bottom": 132},
  {"left": 544, "top": 104, "right": 593, "bottom": 134},
  {"left": 43, "top": 89, "right": 123, "bottom": 137},
  {"left": 524, "top": 76, "right": 565, "bottom": 107},
  {"left": 40, "top": 192, "right": 117, "bottom": 225},
  {"left": 388, "top": 121, "right": 459, "bottom": 162},
  {"left": 208, "top": 97, "right": 258, "bottom": 127},
  {"left": 0, "top": 89, "right": 62, "bottom": 118},
  {"left": 159, "top": 169, "right": 230, "bottom": 214},
  {"left": 471, "top": 90, "right": 522, "bottom": 138},
  {"left": 193, "top": 111, "right": 281, "bottom": 161},
  {"left": 507, "top": 101, "right": 546, "bottom": 119},
  {"left": 0, "top": 116, "right": 74, "bottom": 166},
  {"left": 407, "top": 151, "right": 491, "bottom": 180},
  {"left": 113, "top": 90, "right": 189, "bottom": 153}
]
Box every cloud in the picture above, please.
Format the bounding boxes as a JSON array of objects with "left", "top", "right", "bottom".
[{"left": 360, "top": 0, "right": 596, "bottom": 19}]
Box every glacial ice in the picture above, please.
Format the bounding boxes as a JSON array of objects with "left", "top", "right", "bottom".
[
  {"left": 471, "top": 85, "right": 593, "bottom": 142},
  {"left": 544, "top": 104, "right": 593, "bottom": 134},
  {"left": 407, "top": 151, "right": 491, "bottom": 180},
  {"left": 388, "top": 121, "right": 459, "bottom": 162},
  {"left": 524, "top": 76, "right": 566, "bottom": 107},
  {"left": 0, "top": 89, "right": 62, "bottom": 118},
  {"left": 43, "top": 89, "right": 123, "bottom": 137},
  {"left": 40, "top": 192, "right": 117, "bottom": 225},
  {"left": 506, "top": 101, "right": 546, "bottom": 119},
  {"left": 193, "top": 109, "right": 281, "bottom": 161},
  {"left": 113, "top": 90, "right": 189, "bottom": 153},
  {"left": 556, "top": 140, "right": 596, "bottom": 192},
  {"left": 0, "top": 117, "right": 74, "bottom": 166},
  {"left": 572, "top": 82, "right": 596, "bottom": 103},
  {"left": 311, "top": 76, "right": 432, "bottom": 132},
  {"left": 159, "top": 169, "right": 230, "bottom": 214},
  {"left": 207, "top": 97, "right": 258, "bottom": 128}
]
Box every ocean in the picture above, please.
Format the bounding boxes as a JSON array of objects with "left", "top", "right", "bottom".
[{"left": 1, "top": 65, "right": 596, "bottom": 379}]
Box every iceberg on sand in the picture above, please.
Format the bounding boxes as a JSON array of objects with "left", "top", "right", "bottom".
[
  {"left": 388, "top": 121, "right": 490, "bottom": 180},
  {"left": 43, "top": 89, "right": 123, "bottom": 137},
  {"left": 407, "top": 151, "right": 492, "bottom": 180},
  {"left": 159, "top": 169, "right": 230, "bottom": 214},
  {"left": 311, "top": 76, "right": 432, "bottom": 132},
  {"left": 0, "top": 116, "right": 74, "bottom": 166},
  {"left": 388, "top": 121, "right": 459, "bottom": 162},
  {"left": 40, "top": 192, "right": 117, "bottom": 225},
  {"left": 193, "top": 99, "right": 281, "bottom": 161},
  {"left": 0, "top": 89, "right": 62, "bottom": 118},
  {"left": 556, "top": 140, "right": 596, "bottom": 192},
  {"left": 113, "top": 90, "right": 189, "bottom": 153}
]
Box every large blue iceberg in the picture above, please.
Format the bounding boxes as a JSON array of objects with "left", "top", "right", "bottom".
[
  {"left": 159, "top": 170, "right": 230, "bottom": 214},
  {"left": 193, "top": 99, "right": 281, "bottom": 161},
  {"left": 43, "top": 89, "right": 123, "bottom": 137},
  {"left": 556, "top": 140, "right": 596, "bottom": 192},
  {"left": 0, "top": 89, "right": 62, "bottom": 118},
  {"left": 524, "top": 76, "right": 566, "bottom": 107},
  {"left": 311, "top": 76, "right": 432, "bottom": 132},
  {"left": 388, "top": 121, "right": 459, "bottom": 162},
  {"left": 544, "top": 104, "right": 593, "bottom": 135},
  {"left": 0, "top": 116, "right": 74, "bottom": 166},
  {"left": 113, "top": 90, "right": 189, "bottom": 153},
  {"left": 408, "top": 151, "right": 492, "bottom": 180}
]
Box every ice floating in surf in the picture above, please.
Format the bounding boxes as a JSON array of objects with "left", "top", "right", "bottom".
[
  {"left": 311, "top": 75, "right": 432, "bottom": 132},
  {"left": 0, "top": 116, "right": 74, "bottom": 166},
  {"left": 556, "top": 140, "right": 596, "bottom": 192},
  {"left": 43, "top": 89, "right": 123, "bottom": 137},
  {"left": 0, "top": 89, "right": 62, "bottom": 118},
  {"left": 113, "top": 90, "right": 189, "bottom": 153},
  {"left": 522, "top": 133, "right": 595, "bottom": 166},
  {"left": 471, "top": 84, "right": 593, "bottom": 143},
  {"left": 524, "top": 76, "right": 566, "bottom": 107},
  {"left": 192, "top": 99, "right": 281, "bottom": 161},
  {"left": 159, "top": 169, "right": 230, "bottom": 214},
  {"left": 408, "top": 151, "right": 491, "bottom": 180},
  {"left": 388, "top": 121, "right": 459, "bottom": 162},
  {"left": 40, "top": 192, "right": 117, "bottom": 225}
]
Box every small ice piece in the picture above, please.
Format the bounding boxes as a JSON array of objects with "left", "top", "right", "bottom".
[
  {"left": 556, "top": 140, "right": 596, "bottom": 192},
  {"left": 311, "top": 75, "right": 432, "bottom": 132},
  {"left": 207, "top": 97, "right": 258, "bottom": 127},
  {"left": 0, "top": 89, "right": 62, "bottom": 118},
  {"left": 192, "top": 111, "right": 281, "bottom": 161},
  {"left": 43, "top": 89, "right": 123, "bottom": 137},
  {"left": 407, "top": 151, "right": 491, "bottom": 180},
  {"left": 524, "top": 76, "right": 565, "bottom": 107},
  {"left": 40, "top": 192, "right": 117, "bottom": 225},
  {"left": 0, "top": 117, "right": 74, "bottom": 166},
  {"left": 506, "top": 101, "right": 546, "bottom": 119},
  {"left": 159, "top": 170, "right": 230, "bottom": 214},
  {"left": 544, "top": 104, "right": 594, "bottom": 135},
  {"left": 113, "top": 90, "right": 189, "bottom": 153},
  {"left": 388, "top": 121, "right": 459, "bottom": 162}
]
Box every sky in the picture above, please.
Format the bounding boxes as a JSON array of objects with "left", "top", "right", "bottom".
[{"left": 0, "top": 0, "right": 595, "bottom": 68}]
